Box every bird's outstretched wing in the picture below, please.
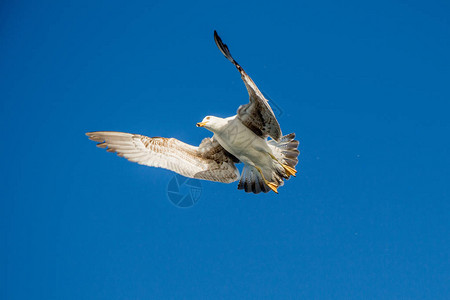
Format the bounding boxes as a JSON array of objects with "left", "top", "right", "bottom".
[
  {"left": 86, "top": 131, "right": 239, "bottom": 183},
  {"left": 214, "top": 30, "right": 282, "bottom": 142}
]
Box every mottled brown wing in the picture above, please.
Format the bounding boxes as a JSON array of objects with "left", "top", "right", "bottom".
[
  {"left": 214, "top": 30, "right": 282, "bottom": 142},
  {"left": 86, "top": 131, "right": 239, "bottom": 183}
]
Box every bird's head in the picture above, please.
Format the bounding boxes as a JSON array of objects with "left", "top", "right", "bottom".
[{"left": 196, "top": 116, "right": 226, "bottom": 132}]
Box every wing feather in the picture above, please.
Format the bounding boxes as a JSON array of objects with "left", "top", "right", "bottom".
[
  {"left": 86, "top": 131, "right": 239, "bottom": 183},
  {"left": 214, "top": 30, "right": 282, "bottom": 141}
]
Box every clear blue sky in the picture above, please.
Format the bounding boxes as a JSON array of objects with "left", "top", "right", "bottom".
[{"left": 1, "top": 0, "right": 449, "bottom": 299}]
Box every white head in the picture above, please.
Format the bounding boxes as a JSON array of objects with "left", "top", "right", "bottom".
[{"left": 196, "top": 116, "right": 227, "bottom": 132}]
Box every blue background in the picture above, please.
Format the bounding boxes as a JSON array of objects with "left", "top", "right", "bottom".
[{"left": 2, "top": 0, "right": 449, "bottom": 299}]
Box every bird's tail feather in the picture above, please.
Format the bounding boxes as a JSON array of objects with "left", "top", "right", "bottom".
[
  {"left": 238, "top": 165, "right": 271, "bottom": 194},
  {"left": 268, "top": 133, "right": 300, "bottom": 169},
  {"left": 238, "top": 133, "right": 299, "bottom": 194}
]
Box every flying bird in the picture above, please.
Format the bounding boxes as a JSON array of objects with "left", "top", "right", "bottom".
[{"left": 86, "top": 31, "right": 299, "bottom": 194}]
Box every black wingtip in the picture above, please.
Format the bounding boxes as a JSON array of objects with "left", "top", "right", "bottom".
[
  {"left": 214, "top": 31, "right": 234, "bottom": 62},
  {"left": 213, "top": 30, "right": 244, "bottom": 72},
  {"left": 213, "top": 30, "right": 220, "bottom": 44},
  {"left": 213, "top": 30, "right": 222, "bottom": 46}
]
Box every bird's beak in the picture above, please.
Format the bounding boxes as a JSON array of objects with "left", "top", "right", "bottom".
[{"left": 196, "top": 121, "right": 207, "bottom": 127}]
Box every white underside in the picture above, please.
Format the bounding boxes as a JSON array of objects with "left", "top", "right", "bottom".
[{"left": 212, "top": 116, "right": 278, "bottom": 180}]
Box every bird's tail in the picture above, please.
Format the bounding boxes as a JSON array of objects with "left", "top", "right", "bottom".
[
  {"left": 238, "top": 165, "right": 272, "bottom": 194},
  {"left": 268, "top": 133, "right": 300, "bottom": 170},
  {"left": 237, "top": 134, "right": 299, "bottom": 194}
]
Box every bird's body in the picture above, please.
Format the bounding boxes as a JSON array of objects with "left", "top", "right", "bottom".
[
  {"left": 87, "top": 31, "right": 299, "bottom": 194},
  {"left": 209, "top": 116, "right": 271, "bottom": 164},
  {"left": 206, "top": 116, "right": 277, "bottom": 183}
]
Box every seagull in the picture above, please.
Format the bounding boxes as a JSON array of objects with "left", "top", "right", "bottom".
[{"left": 86, "top": 31, "right": 299, "bottom": 194}]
